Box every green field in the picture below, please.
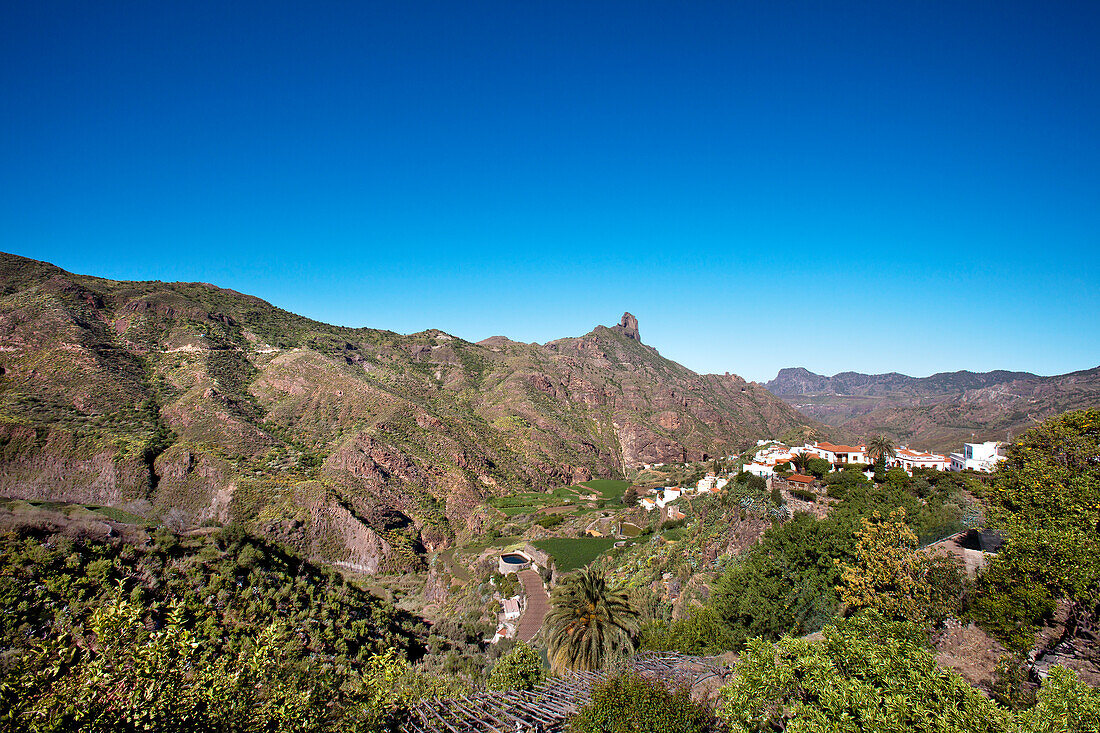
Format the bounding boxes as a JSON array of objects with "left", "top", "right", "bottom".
[
  {"left": 579, "top": 479, "right": 631, "bottom": 500},
  {"left": 532, "top": 536, "right": 618, "bottom": 571}
]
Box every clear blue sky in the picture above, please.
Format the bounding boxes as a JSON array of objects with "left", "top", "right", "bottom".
[{"left": 3, "top": 2, "right": 1098, "bottom": 381}]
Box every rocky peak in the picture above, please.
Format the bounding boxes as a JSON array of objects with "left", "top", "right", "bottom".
[{"left": 612, "top": 312, "right": 641, "bottom": 343}]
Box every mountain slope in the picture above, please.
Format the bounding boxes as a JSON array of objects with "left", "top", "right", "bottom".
[
  {"left": 764, "top": 365, "right": 1100, "bottom": 452},
  {"left": 0, "top": 252, "right": 823, "bottom": 571},
  {"left": 766, "top": 367, "right": 1038, "bottom": 398}
]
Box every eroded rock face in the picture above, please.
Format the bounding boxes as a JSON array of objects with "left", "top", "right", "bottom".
[{"left": 612, "top": 312, "right": 641, "bottom": 342}]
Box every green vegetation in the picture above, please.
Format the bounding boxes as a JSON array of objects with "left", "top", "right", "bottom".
[
  {"left": 533, "top": 536, "right": 619, "bottom": 571},
  {"left": 570, "top": 673, "right": 710, "bottom": 733},
  {"left": 718, "top": 611, "right": 1006, "bottom": 733},
  {"left": 717, "top": 610, "right": 1100, "bottom": 733},
  {"left": 969, "top": 409, "right": 1100, "bottom": 651},
  {"left": 0, "top": 516, "right": 489, "bottom": 731},
  {"left": 487, "top": 641, "right": 546, "bottom": 691},
  {"left": 580, "top": 479, "right": 631, "bottom": 501}
]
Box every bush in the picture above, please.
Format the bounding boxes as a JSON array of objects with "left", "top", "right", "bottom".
[
  {"left": 718, "top": 611, "right": 1006, "bottom": 733},
  {"left": 569, "top": 673, "right": 711, "bottom": 733},
  {"left": 535, "top": 514, "right": 565, "bottom": 529},
  {"left": 789, "top": 488, "right": 816, "bottom": 502},
  {"left": 487, "top": 641, "right": 545, "bottom": 691}
]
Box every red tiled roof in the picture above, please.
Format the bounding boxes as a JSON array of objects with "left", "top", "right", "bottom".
[
  {"left": 785, "top": 474, "right": 815, "bottom": 484},
  {"left": 815, "top": 442, "right": 867, "bottom": 453}
]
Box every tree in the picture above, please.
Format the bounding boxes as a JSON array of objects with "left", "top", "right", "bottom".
[
  {"left": 837, "top": 507, "right": 962, "bottom": 627},
  {"left": 487, "top": 641, "right": 546, "bottom": 691},
  {"left": 569, "top": 673, "right": 711, "bottom": 733},
  {"left": 971, "top": 410, "right": 1100, "bottom": 650},
  {"left": 717, "top": 611, "right": 1008, "bottom": 733},
  {"left": 790, "top": 452, "right": 810, "bottom": 475},
  {"left": 804, "top": 456, "right": 832, "bottom": 479},
  {"left": 546, "top": 567, "right": 639, "bottom": 673},
  {"left": 622, "top": 486, "right": 639, "bottom": 507},
  {"left": 868, "top": 435, "right": 896, "bottom": 468}
]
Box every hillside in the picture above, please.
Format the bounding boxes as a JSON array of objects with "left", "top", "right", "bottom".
[
  {"left": 0, "top": 252, "right": 822, "bottom": 572},
  {"left": 765, "top": 366, "right": 1100, "bottom": 452}
]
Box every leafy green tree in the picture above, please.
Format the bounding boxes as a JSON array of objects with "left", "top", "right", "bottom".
[
  {"left": 1015, "top": 665, "right": 1100, "bottom": 733},
  {"left": 709, "top": 512, "right": 856, "bottom": 648},
  {"left": 569, "top": 673, "right": 711, "bottom": 733},
  {"left": 837, "top": 507, "right": 963, "bottom": 627},
  {"left": 971, "top": 410, "right": 1100, "bottom": 649},
  {"left": 487, "top": 641, "right": 546, "bottom": 691},
  {"left": 546, "top": 566, "right": 639, "bottom": 673},
  {"left": 717, "top": 611, "right": 1007, "bottom": 733},
  {"left": 805, "top": 456, "right": 832, "bottom": 479}
]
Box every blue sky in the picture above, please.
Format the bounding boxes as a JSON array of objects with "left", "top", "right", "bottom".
[{"left": 2, "top": 1, "right": 1098, "bottom": 381}]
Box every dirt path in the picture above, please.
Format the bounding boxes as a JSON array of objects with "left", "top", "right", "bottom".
[{"left": 516, "top": 569, "right": 549, "bottom": 642}]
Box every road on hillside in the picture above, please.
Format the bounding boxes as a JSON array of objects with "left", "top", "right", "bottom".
[{"left": 516, "top": 569, "right": 549, "bottom": 642}]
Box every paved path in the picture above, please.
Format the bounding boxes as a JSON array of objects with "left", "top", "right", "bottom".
[{"left": 516, "top": 569, "right": 549, "bottom": 642}]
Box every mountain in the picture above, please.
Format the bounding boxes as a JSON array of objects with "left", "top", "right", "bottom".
[
  {"left": 0, "top": 252, "right": 823, "bottom": 571},
  {"left": 766, "top": 367, "right": 1038, "bottom": 398},
  {"left": 765, "top": 366, "right": 1100, "bottom": 452}
]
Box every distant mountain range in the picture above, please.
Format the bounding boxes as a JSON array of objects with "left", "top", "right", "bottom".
[
  {"left": 765, "top": 366, "right": 1100, "bottom": 453},
  {"left": 0, "top": 252, "right": 825, "bottom": 572}
]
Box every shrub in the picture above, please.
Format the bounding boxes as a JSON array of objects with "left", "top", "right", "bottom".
[
  {"left": 487, "top": 641, "right": 545, "bottom": 691},
  {"left": 789, "top": 488, "right": 816, "bottom": 502},
  {"left": 717, "top": 611, "right": 1006, "bottom": 733},
  {"left": 535, "top": 514, "right": 565, "bottom": 529},
  {"left": 570, "top": 673, "right": 710, "bottom": 733}
]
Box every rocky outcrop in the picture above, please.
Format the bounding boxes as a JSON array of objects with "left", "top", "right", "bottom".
[{"left": 611, "top": 312, "right": 641, "bottom": 342}]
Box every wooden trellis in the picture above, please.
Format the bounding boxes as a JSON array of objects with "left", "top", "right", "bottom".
[{"left": 403, "top": 652, "right": 728, "bottom": 733}]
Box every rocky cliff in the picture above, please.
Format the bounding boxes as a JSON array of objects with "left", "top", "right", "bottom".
[{"left": 0, "top": 253, "right": 823, "bottom": 571}]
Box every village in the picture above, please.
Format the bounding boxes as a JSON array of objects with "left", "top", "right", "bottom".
[{"left": 634, "top": 438, "right": 1007, "bottom": 516}]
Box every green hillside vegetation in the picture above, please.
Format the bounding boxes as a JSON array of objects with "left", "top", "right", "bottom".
[{"left": 0, "top": 506, "right": 493, "bottom": 731}]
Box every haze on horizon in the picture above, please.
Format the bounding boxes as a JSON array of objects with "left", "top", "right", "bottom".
[{"left": 2, "top": 2, "right": 1098, "bottom": 382}]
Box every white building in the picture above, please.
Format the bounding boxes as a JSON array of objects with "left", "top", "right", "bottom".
[
  {"left": 801, "top": 442, "right": 869, "bottom": 465},
  {"left": 950, "top": 442, "right": 1006, "bottom": 472},
  {"left": 891, "top": 448, "right": 950, "bottom": 474},
  {"left": 656, "top": 488, "right": 682, "bottom": 508},
  {"left": 742, "top": 462, "right": 775, "bottom": 478},
  {"left": 502, "top": 596, "right": 522, "bottom": 621},
  {"left": 639, "top": 497, "right": 657, "bottom": 512},
  {"left": 697, "top": 474, "right": 730, "bottom": 492}
]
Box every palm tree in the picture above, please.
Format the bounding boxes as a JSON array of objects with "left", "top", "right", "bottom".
[
  {"left": 546, "top": 566, "right": 639, "bottom": 673},
  {"left": 868, "top": 435, "right": 896, "bottom": 467},
  {"left": 790, "top": 452, "right": 810, "bottom": 475}
]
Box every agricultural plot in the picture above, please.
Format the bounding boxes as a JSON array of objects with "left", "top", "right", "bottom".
[
  {"left": 532, "top": 536, "right": 618, "bottom": 571},
  {"left": 579, "top": 479, "right": 631, "bottom": 501}
]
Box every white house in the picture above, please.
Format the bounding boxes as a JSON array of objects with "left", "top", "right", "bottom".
[
  {"left": 891, "top": 447, "right": 949, "bottom": 474},
  {"left": 950, "top": 442, "right": 1006, "bottom": 472},
  {"left": 802, "top": 442, "right": 869, "bottom": 465},
  {"left": 502, "top": 596, "right": 522, "bottom": 621},
  {"left": 742, "top": 462, "right": 775, "bottom": 478},
  {"left": 656, "top": 488, "right": 682, "bottom": 508},
  {"left": 639, "top": 497, "right": 657, "bottom": 512},
  {"left": 697, "top": 474, "right": 731, "bottom": 492}
]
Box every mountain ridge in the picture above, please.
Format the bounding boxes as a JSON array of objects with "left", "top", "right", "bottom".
[
  {"left": 765, "top": 365, "right": 1100, "bottom": 452},
  {"left": 0, "top": 252, "right": 827, "bottom": 572}
]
